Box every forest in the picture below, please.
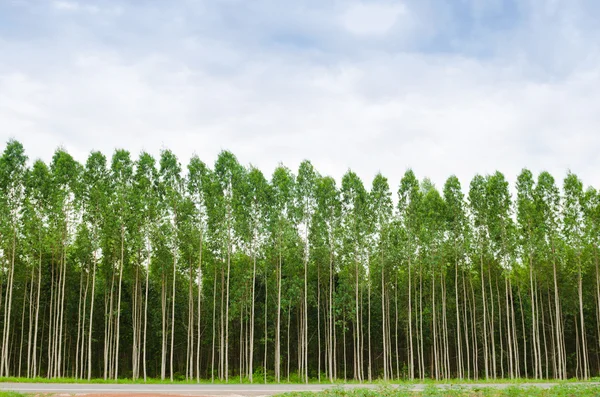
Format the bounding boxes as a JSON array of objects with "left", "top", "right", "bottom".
[{"left": 0, "top": 139, "right": 599, "bottom": 382}]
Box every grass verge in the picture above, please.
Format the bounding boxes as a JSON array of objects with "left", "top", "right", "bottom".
[
  {"left": 276, "top": 384, "right": 600, "bottom": 397},
  {"left": 0, "top": 392, "right": 25, "bottom": 397}
]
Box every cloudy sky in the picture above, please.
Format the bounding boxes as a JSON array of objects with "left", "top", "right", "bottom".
[{"left": 1, "top": 0, "right": 599, "bottom": 191}]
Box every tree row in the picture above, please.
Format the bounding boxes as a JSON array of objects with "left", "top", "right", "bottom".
[{"left": 0, "top": 139, "right": 599, "bottom": 381}]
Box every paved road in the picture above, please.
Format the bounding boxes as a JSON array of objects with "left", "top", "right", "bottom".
[{"left": 0, "top": 382, "right": 597, "bottom": 396}]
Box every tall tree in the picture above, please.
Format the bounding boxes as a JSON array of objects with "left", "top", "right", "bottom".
[
  {"left": 295, "top": 161, "right": 317, "bottom": 383},
  {"left": 158, "top": 150, "right": 183, "bottom": 381},
  {"left": 0, "top": 140, "right": 27, "bottom": 377},
  {"left": 563, "top": 172, "right": 588, "bottom": 379},
  {"left": 341, "top": 170, "right": 369, "bottom": 381},
  {"left": 443, "top": 175, "right": 468, "bottom": 379},
  {"left": 397, "top": 170, "right": 421, "bottom": 380},
  {"left": 187, "top": 156, "right": 210, "bottom": 382},
  {"left": 270, "top": 166, "right": 296, "bottom": 383},
  {"left": 212, "top": 151, "right": 244, "bottom": 381}
]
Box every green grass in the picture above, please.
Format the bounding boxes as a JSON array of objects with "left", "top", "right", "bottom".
[
  {"left": 0, "top": 392, "right": 25, "bottom": 397},
  {"left": 276, "top": 384, "right": 600, "bottom": 397}
]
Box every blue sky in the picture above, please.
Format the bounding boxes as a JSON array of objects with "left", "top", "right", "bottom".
[{"left": 1, "top": 0, "right": 599, "bottom": 190}]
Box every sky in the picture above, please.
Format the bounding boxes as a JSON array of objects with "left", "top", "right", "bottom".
[{"left": 1, "top": 0, "right": 600, "bottom": 193}]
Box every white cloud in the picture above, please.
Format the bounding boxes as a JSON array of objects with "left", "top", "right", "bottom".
[
  {"left": 340, "top": 2, "right": 408, "bottom": 37},
  {"left": 52, "top": 1, "right": 79, "bottom": 11},
  {"left": 51, "top": 0, "right": 121, "bottom": 16},
  {"left": 1, "top": 0, "right": 600, "bottom": 195}
]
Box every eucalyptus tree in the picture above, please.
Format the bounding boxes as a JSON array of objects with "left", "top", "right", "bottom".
[
  {"left": 0, "top": 140, "right": 27, "bottom": 377},
  {"left": 72, "top": 221, "right": 92, "bottom": 379},
  {"left": 469, "top": 174, "right": 493, "bottom": 379},
  {"left": 443, "top": 175, "right": 468, "bottom": 379},
  {"left": 187, "top": 156, "right": 210, "bottom": 381},
  {"left": 397, "top": 170, "right": 422, "bottom": 380},
  {"left": 240, "top": 167, "right": 270, "bottom": 382},
  {"left": 211, "top": 151, "right": 245, "bottom": 381},
  {"left": 516, "top": 169, "right": 536, "bottom": 378},
  {"left": 22, "top": 159, "right": 51, "bottom": 378},
  {"left": 312, "top": 175, "right": 341, "bottom": 382},
  {"left": 369, "top": 174, "right": 393, "bottom": 380},
  {"left": 562, "top": 172, "right": 588, "bottom": 378},
  {"left": 340, "top": 170, "right": 369, "bottom": 381},
  {"left": 419, "top": 179, "right": 447, "bottom": 380},
  {"left": 48, "top": 148, "right": 81, "bottom": 378},
  {"left": 8, "top": 138, "right": 600, "bottom": 380},
  {"left": 80, "top": 151, "right": 109, "bottom": 379},
  {"left": 175, "top": 193, "right": 200, "bottom": 381},
  {"left": 128, "top": 152, "right": 158, "bottom": 381},
  {"left": 535, "top": 171, "right": 564, "bottom": 379},
  {"left": 583, "top": 187, "right": 600, "bottom": 354},
  {"left": 270, "top": 165, "right": 296, "bottom": 382},
  {"left": 105, "top": 150, "right": 134, "bottom": 379},
  {"left": 157, "top": 149, "right": 184, "bottom": 381},
  {"left": 131, "top": 152, "right": 159, "bottom": 381},
  {"left": 485, "top": 172, "right": 516, "bottom": 379},
  {"left": 295, "top": 160, "right": 318, "bottom": 383},
  {"left": 370, "top": 174, "right": 395, "bottom": 377}
]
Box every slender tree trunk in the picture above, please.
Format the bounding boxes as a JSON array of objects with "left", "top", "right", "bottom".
[
  {"left": 249, "top": 239, "right": 256, "bottom": 382},
  {"left": 187, "top": 253, "right": 194, "bottom": 381},
  {"left": 462, "top": 270, "right": 470, "bottom": 379},
  {"left": 80, "top": 265, "right": 90, "bottom": 379},
  {"left": 88, "top": 246, "right": 97, "bottom": 380},
  {"left": 114, "top": 225, "right": 125, "bottom": 380},
  {"left": 225, "top": 208, "right": 231, "bottom": 382},
  {"left": 2, "top": 233, "right": 17, "bottom": 377},
  {"left": 275, "top": 228, "right": 282, "bottom": 383},
  {"left": 286, "top": 303, "right": 290, "bottom": 382},
  {"left": 395, "top": 274, "right": 399, "bottom": 380},
  {"left": 317, "top": 262, "right": 321, "bottom": 382},
  {"left": 26, "top": 265, "right": 34, "bottom": 377},
  {"left": 303, "top": 236, "right": 309, "bottom": 384},
  {"left": 57, "top": 233, "right": 67, "bottom": 378},
  {"left": 161, "top": 261, "right": 167, "bottom": 380},
  {"left": 455, "top": 246, "right": 462, "bottom": 379},
  {"left": 18, "top": 278, "right": 27, "bottom": 378},
  {"left": 432, "top": 265, "right": 438, "bottom": 380},
  {"left": 367, "top": 273, "right": 372, "bottom": 382},
  {"left": 551, "top": 247, "right": 563, "bottom": 379},
  {"left": 264, "top": 259, "right": 268, "bottom": 384},
  {"left": 578, "top": 255, "right": 589, "bottom": 379},
  {"left": 381, "top": 246, "right": 387, "bottom": 381},
  {"left": 480, "top": 250, "right": 489, "bottom": 379},
  {"left": 143, "top": 240, "right": 150, "bottom": 382},
  {"left": 170, "top": 222, "right": 177, "bottom": 382},
  {"left": 488, "top": 268, "right": 496, "bottom": 379},
  {"left": 518, "top": 285, "right": 528, "bottom": 378},
  {"left": 505, "top": 277, "right": 513, "bottom": 379},
  {"left": 32, "top": 247, "right": 42, "bottom": 378},
  {"left": 329, "top": 241, "right": 334, "bottom": 382},
  {"left": 75, "top": 271, "right": 84, "bottom": 378},
  {"left": 196, "top": 229, "right": 203, "bottom": 382},
  {"left": 211, "top": 266, "right": 216, "bottom": 383},
  {"left": 408, "top": 254, "right": 413, "bottom": 380}
]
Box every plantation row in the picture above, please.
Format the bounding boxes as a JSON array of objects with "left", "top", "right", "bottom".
[{"left": 0, "top": 139, "right": 599, "bottom": 382}]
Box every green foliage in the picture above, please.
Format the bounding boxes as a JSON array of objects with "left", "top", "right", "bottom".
[
  {"left": 2, "top": 139, "right": 600, "bottom": 382},
  {"left": 276, "top": 385, "right": 600, "bottom": 397}
]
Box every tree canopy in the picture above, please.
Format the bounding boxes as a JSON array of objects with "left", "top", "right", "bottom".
[{"left": 0, "top": 140, "right": 599, "bottom": 381}]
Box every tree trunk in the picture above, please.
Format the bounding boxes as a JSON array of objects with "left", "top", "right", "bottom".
[
  {"left": 143, "top": 240, "right": 150, "bottom": 382},
  {"left": 170, "top": 225, "right": 177, "bottom": 382},
  {"left": 196, "top": 229, "right": 203, "bottom": 381}
]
